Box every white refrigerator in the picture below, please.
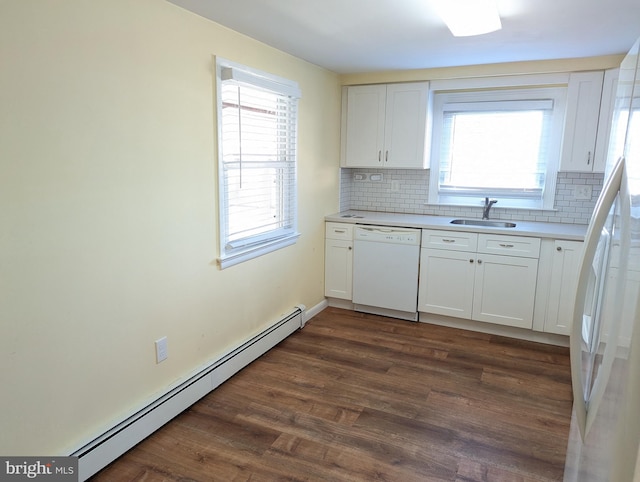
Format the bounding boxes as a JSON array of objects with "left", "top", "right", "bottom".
[{"left": 563, "top": 38, "right": 640, "bottom": 481}]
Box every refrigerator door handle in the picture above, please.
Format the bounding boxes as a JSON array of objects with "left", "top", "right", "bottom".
[{"left": 570, "top": 156, "right": 627, "bottom": 440}]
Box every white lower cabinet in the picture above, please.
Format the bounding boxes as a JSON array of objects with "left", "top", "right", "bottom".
[
  {"left": 542, "top": 240, "right": 584, "bottom": 335},
  {"left": 324, "top": 223, "right": 353, "bottom": 300},
  {"left": 418, "top": 229, "right": 540, "bottom": 329},
  {"left": 472, "top": 253, "right": 539, "bottom": 328},
  {"left": 419, "top": 248, "right": 476, "bottom": 318},
  {"left": 325, "top": 221, "right": 583, "bottom": 337}
]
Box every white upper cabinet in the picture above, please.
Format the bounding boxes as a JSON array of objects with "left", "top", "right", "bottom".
[
  {"left": 593, "top": 69, "right": 620, "bottom": 172},
  {"left": 560, "top": 71, "right": 603, "bottom": 171},
  {"left": 341, "top": 82, "right": 429, "bottom": 169},
  {"left": 342, "top": 85, "right": 386, "bottom": 168},
  {"left": 560, "top": 69, "right": 619, "bottom": 172}
]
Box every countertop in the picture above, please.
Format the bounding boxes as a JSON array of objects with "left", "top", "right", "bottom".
[{"left": 325, "top": 210, "right": 587, "bottom": 241}]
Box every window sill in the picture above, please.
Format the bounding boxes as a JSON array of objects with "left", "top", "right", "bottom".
[{"left": 217, "top": 232, "right": 300, "bottom": 269}]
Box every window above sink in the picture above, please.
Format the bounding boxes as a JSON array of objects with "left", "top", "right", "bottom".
[{"left": 428, "top": 75, "right": 568, "bottom": 210}]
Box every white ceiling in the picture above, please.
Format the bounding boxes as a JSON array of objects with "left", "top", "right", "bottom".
[{"left": 168, "top": 0, "right": 640, "bottom": 73}]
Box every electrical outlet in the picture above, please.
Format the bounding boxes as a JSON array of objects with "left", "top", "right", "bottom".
[
  {"left": 155, "top": 337, "right": 168, "bottom": 363},
  {"left": 391, "top": 180, "right": 400, "bottom": 192},
  {"left": 574, "top": 185, "right": 592, "bottom": 200},
  {"left": 353, "top": 173, "right": 368, "bottom": 181}
]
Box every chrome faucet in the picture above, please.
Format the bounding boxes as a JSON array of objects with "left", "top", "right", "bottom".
[{"left": 482, "top": 197, "right": 498, "bottom": 220}]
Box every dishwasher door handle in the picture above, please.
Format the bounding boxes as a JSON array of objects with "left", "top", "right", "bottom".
[{"left": 360, "top": 227, "right": 395, "bottom": 233}]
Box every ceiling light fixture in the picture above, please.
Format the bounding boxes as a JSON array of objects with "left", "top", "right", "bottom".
[{"left": 432, "top": 0, "right": 502, "bottom": 37}]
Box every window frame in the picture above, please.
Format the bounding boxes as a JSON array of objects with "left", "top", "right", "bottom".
[
  {"left": 215, "top": 57, "right": 301, "bottom": 269},
  {"left": 427, "top": 74, "right": 569, "bottom": 210}
]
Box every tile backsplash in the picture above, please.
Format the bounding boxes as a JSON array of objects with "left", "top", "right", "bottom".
[{"left": 340, "top": 168, "right": 603, "bottom": 225}]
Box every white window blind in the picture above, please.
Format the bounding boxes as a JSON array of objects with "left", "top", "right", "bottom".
[
  {"left": 429, "top": 86, "right": 566, "bottom": 209},
  {"left": 217, "top": 59, "right": 301, "bottom": 268}
]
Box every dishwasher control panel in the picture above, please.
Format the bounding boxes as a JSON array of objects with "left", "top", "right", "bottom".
[{"left": 354, "top": 226, "right": 421, "bottom": 245}]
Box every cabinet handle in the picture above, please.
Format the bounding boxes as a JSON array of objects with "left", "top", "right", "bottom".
[
  {"left": 469, "top": 259, "right": 474, "bottom": 263},
  {"left": 385, "top": 150, "right": 389, "bottom": 162},
  {"left": 499, "top": 243, "right": 514, "bottom": 248},
  {"left": 378, "top": 150, "right": 381, "bottom": 163},
  {"left": 587, "top": 151, "right": 592, "bottom": 165},
  {"left": 477, "top": 259, "right": 483, "bottom": 264},
  {"left": 348, "top": 246, "right": 352, "bottom": 250},
  {"left": 442, "top": 239, "right": 456, "bottom": 243},
  {"left": 557, "top": 246, "right": 562, "bottom": 252}
]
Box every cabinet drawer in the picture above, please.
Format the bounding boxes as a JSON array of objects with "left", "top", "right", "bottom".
[
  {"left": 477, "top": 234, "right": 540, "bottom": 258},
  {"left": 326, "top": 222, "right": 353, "bottom": 240},
  {"left": 422, "top": 229, "right": 478, "bottom": 252}
]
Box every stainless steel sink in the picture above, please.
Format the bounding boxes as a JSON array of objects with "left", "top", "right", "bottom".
[{"left": 450, "top": 219, "right": 516, "bottom": 228}]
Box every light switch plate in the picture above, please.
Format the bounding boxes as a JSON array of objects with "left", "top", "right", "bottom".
[{"left": 155, "top": 337, "right": 168, "bottom": 363}]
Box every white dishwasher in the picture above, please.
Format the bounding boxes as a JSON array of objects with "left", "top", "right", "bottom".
[{"left": 352, "top": 225, "right": 421, "bottom": 321}]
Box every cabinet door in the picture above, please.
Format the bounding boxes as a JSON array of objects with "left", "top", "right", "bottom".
[
  {"left": 343, "top": 85, "right": 386, "bottom": 167},
  {"left": 544, "top": 240, "right": 583, "bottom": 335},
  {"left": 383, "top": 82, "right": 429, "bottom": 168},
  {"left": 560, "top": 71, "right": 605, "bottom": 172},
  {"left": 418, "top": 248, "right": 475, "bottom": 319},
  {"left": 593, "top": 68, "right": 619, "bottom": 173},
  {"left": 324, "top": 239, "right": 353, "bottom": 300},
  {"left": 473, "top": 254, "right": 539, "bottom": 329}
]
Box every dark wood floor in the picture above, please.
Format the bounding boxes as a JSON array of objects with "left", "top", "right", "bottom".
[{"left": 91, "top": 307, "right": 573, "bottom": 481}]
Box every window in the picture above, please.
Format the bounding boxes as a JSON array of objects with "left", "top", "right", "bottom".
[
  {"left": 216, "top": 58, "right": 301, "bottom": 269},
  {"left": 429, "top": 83, "right": 567, "bottom": 209}
]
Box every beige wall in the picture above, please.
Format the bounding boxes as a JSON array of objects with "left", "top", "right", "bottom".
[{"left": 0, "top": 1, "right": 341, "bottom": 454}]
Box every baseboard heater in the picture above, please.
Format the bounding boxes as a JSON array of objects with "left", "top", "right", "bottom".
[{"left": 73, "top": 305, "right": 306, "bottom": 481}]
